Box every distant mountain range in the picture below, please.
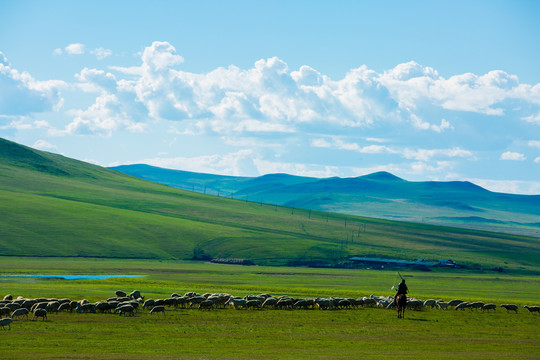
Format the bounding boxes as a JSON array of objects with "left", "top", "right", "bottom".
[
  {"left": 2, "top": 136, "right": 539, "bottom": 271},
  {"left": 111, "top": 164, "right": 540, "bottom": 237}
]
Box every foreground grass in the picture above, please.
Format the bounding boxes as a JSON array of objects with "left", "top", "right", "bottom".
[
  {"left": 0, "top": 257, "right": 539, "bottom": 359},
  {"left": 1, "top": 308, "right": 538, "bottom": 360}
]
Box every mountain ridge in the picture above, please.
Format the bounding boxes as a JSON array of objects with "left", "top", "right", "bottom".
[
  {"left": 111, "top": 163, "right": 540, "bottom": 236},
  {"left": 1, "top": 137, "right": 539, "bottom": 273}
]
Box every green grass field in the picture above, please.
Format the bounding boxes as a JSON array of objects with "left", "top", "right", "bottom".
[
  {"left": 1, "top": 138, "right": 539, "bottom": 273},
  {"left": 1, "top": 257, "right": 539, "bottom": 359}
]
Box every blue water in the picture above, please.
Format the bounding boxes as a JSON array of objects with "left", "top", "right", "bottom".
[{"left": 0, "top": 274, "right": 145, "bottom": 280}]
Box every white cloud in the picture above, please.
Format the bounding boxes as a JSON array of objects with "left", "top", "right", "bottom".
[
  {"left": 54, "top": 44, "right": 111, "bottom": 60},
  {"left": 410, "top": 114, "right": 453, "bottom": 132},
  {"left": 65, "top": 43, "right": 85, "bottom": 55},
  {"left": 63, "top": 92, "right": 145, "bottom": 136},
  {"left": 0, "top": 52, "right": 65, "bottom": 116},
  {"left": 59, "top": 42, "right": 540, "bottom": 139},
  {"left": 471, "top": 179, "right": 540, "bottom": 195},
  {"left": 500, "top": 151, "right": 526, "bottom": 161},
  {"left": 403, "top": 147, "right": 474, "bottom": 161},
  {"left": 32, "top": 139, "right": 58, "bottom": 151},
  {"left": 91, "top": 47, "right": 112, "bottom": 60},
  {"left": 117, "top": 149, "right": 258, "bottom": 177},
  {"left": 534, "top": 157, "right": 540, "bottom": 163},
  {"left": 528, "top": 140, "right": 540, "bottom": 149}
]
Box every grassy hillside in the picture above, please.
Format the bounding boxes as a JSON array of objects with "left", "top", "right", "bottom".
[
  {"left": 112, "top": 164, "right": 540, "bottom": 236},
  {"left": 1, "top": 138, "right": 539, "bottom": 272}
]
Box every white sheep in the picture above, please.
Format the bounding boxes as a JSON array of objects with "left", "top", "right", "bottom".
[
  {"left": 481, "top": 304, "right": 496, "bottom": 312},
  {"left": 469, "top": 302, "right": 485, "bottom": 311},
  {"left": 448, "top": 299, "right": 463, "bottom": 308},
  {"left": 0, "top": 317, "right": 13, "bottom": 330},
  {"left": 436, "top": 301, "right": 449, "bottom": 310},
  {"left": 455, "top": 302, "right": 470, "bottom": 311},
  {"left": 500, "top": 304, "right": 518, "bottom": 313},
  {"left": 11, "top": 308, "right": 29, "bottom": 320},
  {"left": 523, "top": 305, "right": 540, "bottom": 314}
]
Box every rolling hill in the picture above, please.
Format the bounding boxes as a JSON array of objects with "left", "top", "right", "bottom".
[
  {"left": 111, "top": 164, "right": 540, "bottom": 236},
  {"left": 1, "top": 137, "right": 539, "bottom": 273}
]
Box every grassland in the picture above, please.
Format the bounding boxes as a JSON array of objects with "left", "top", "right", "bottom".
[
  {"left": 1, "top": 138, "right": 539, "bottom": 273},
  {"left": 0, "top": 257, "right": 539, "bottom": 359}
]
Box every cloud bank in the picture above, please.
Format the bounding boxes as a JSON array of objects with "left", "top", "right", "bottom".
[
  {"left": 58, "top": 41, "right": 539, "bottom": 138},
  {"left": 1, "top": 41, "right": 540, "bottom": 194}
]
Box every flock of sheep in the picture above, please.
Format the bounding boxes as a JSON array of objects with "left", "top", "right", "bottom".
[{"left": 1, "top": 290, "right": 538, "bottom": 330}]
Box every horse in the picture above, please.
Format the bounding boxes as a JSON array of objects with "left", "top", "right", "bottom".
[{"left": 396, "top": 294, "right": 407, "bottom": 319}]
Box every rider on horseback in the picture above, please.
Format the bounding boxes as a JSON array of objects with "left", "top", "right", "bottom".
[{"left": 395, "top": 279, "right": 408, "bottom": 303}]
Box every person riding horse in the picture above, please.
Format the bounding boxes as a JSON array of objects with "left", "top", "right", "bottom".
[{"left": 395, "top": 279, "right": 408, "bottom": 303}]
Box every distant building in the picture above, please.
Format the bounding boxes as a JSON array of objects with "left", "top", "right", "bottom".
[{"left": 349, "top": 257, "right": 459, "bottom": 269}]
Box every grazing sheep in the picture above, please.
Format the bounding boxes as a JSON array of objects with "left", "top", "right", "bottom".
[
  {"left": 455, "top": 302, "right": 470, "bottom": 311},
  {"left": 3, "top": 294, "right": 13, "bottom": 301},
  {"left": 423, "top": 299, "right": 437, "bottom": 309},
  {"left": 114, "top": 305, "right": 134, "bottom": 316},
  {"left": 5, "top": 303, "right": 21, "bottom": 311},
  {"left": 448, "top": 299, "right": 464, "bottom": 308},
  {"left": 362, "top": 298, "right": 377, "bottom": 307},
  {"left": 481, "top": 304, "right": 496, "bottom": 312},
  {"left": 275, "top": 298, "right": 293, "bottom": 310},
  {"left": 523, "top": 305, "right": 540, "bottom": 314},
  {"left": 0, "top": 307, "right": 11, "bottom": 318},
  {"left": 76, "top": 303, "right": 96, "bottom": 313},
  {"left": 46, "top": 301, "right": 61, "bottom": 313},
  {"left": 57, "top": 303, "right": 72, "bottom": 312},
  {"left": 33, "top": 308, "right": 47, "bottom": 321},
  {"left": 11, "top": 308, "right": 29, "bottom": 320},
  {"left": 407, "top": 300, "right": 424, "bottom": 311},
  {"left": 245, "top": 300, "right": 261, "bottom": 310},
  {"left": 150, "top": 305, "right": 166, "bottom": 315},
  {"left": 31, "top": 302, "right": 48, "bottom": 312},
  {"left": 129, "top": 290, "right": 142, "bottom": 299},
  {"left": 153, "top": 299, "right": 165, "bottom": 307},
  {"left": 22, "top": 299, "right": 37, "bottom": 310},
  {"left": 315, "top": 298, "right": 332, "bottom": 310},
  {"left": 174, "top": 297, "right": 187, "bottom": 308},
  {"left": 115, "top": 290, "right": 127, "bottom": 298},
  {"left": 226, "top": 297, "right": 247, "bottom": 310},
  {"left": 261, "top": 297, "right": 278, "bottom": 309},
  {"left": 0, "top": 317, "right": 13, "bottom": 330},
  {"left": 198, "top": 301, "right": 214, "bottom": 311},
  {"left": 469, "top": 302, "right": 485, "bottom": 311},
  {"left": 437, "top": 301, "right": 449, "bottom": 310},
  {"left": 337, "top": 299, "right": 352, "bottom": 310},
  {"left": 142, "top": 299, "right": 155, "bottom": 309},
  {"left": 187, "top": 296, "right": 206, "bottom": 308},
  {"left": 500, "top": 304, "right": 518, "bottom": 313}
]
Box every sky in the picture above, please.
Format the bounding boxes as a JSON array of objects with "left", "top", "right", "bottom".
[{"left": 1, "top": 0, "right": 539, "bottom": 194}]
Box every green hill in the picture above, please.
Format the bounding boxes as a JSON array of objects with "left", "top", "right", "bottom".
[
  {"left": 111, "top": 164, "right": 540, "bottom": 236},
  {"left": 1, "top": 137, "right": 539, "bottom": 273}
]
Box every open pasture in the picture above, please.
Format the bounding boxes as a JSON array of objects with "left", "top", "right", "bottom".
[{"left": 1, "top": 257, "right": 539, "bottom": 359}]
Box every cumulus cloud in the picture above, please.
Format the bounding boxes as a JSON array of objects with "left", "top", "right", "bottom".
[
  {"left": 500, "top": 151, "right": 526, "bottom": 161},
  {"left": 56, "top": 41, "right": 540, "bottom": 138},
  {"left": 0, "top": 52, "right": 65, "bottom": 116},
  {"left": 65, "top": 43, "right": 85, "bottom": 55}
]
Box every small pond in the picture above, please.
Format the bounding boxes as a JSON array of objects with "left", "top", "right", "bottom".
[{"left": 0, "top": 275, "right": 146, "bottom": 280}]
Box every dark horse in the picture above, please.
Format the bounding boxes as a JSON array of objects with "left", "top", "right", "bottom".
[{"left": 396, "top": 294, "right": 407, "bottom": 319}]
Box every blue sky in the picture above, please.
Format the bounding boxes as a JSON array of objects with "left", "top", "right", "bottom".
[{"left": 1, "top": 0, "right": 539, "bottom": 194}]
